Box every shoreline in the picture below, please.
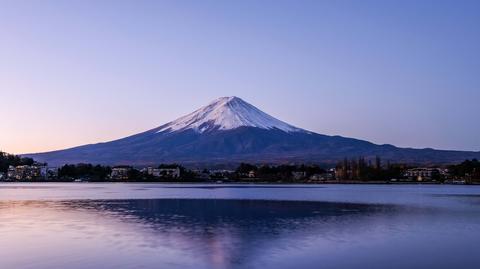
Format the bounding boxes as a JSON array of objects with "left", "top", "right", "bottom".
[{"left": 0, "top": 180, "right": 478, "bottom": 185}]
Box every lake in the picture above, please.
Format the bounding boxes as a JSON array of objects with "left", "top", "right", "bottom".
[{"left": 1, "top": 183, "right": 480, "bottom": 269}]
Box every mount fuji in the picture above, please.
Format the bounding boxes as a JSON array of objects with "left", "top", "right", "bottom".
[{"left": 26, "top": 96, "right": 480, "bottom": 166}]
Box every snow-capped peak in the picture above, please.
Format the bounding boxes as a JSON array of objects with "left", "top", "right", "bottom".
[{"left": 156, "top": 96, "right": 306, "bottom": 134}]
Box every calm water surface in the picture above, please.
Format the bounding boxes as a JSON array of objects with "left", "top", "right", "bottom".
[{"left": 1, "top": 183, "right": 480, "bottom": 269}]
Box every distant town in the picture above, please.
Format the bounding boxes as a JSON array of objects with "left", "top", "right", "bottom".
[{"left": 0, "top": 152, "right": 479, "bottom": 184}]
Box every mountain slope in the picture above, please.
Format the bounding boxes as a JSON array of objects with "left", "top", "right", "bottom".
[{"left": 25, "top": 96, "right": 480, "bottom": 166}]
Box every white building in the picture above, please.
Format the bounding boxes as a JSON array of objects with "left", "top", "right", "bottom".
[
  {"left": 404, "top": 168, "right": 440, "bottom": 181},
  {"left": 146, "top": 167, "right": 181, "bottom": 178},
  {"left": 110, "top": 167, "right": 131, "bottom": 180},
  {"left": 7, "top": 165, "right": 48, "bottom": 180}
]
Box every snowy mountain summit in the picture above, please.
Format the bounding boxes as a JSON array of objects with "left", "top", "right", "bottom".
[{"left": 156, "top": 96, "right": 305, "bottom": 133}]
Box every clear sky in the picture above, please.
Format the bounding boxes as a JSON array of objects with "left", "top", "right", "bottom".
[{"left": 1, "top": 0, "right": 479, "bottom": 154}]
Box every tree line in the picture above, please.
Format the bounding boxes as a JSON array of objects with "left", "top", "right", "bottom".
[
  {"left": 3, "top": 150, "right": 480, "bottom": 183},
  {"left": 448, "top": 159, "right": 480, "bottom": 182},
  {"left": 233, "top": 163, "right": 327, "bottom": 182},
  {"left": 335, "top": 157, "right": 408, "bottom": 181},
  {"left": 56, "top": 163, "right": 197, "bottom": 182}
]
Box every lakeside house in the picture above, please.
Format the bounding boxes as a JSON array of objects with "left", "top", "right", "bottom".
[
  {"left": 210, "top": 170, "right": 234, "bottom": 179},
  {"left": 6, "top": 164, "right": 51, "bottom": 181},
  {"left": 110, "top": 167, "right": 131, "bottom": 180},
  {"left": 291, "top": 171, "right": 307, "bottom": 180},
  {"left": 145, "top": 167, "right": 181, "bottom": 178},
  {"left": 404, "top": 168, "right": 441, "bottom": 182},
  {"left": 309, "top": 172, "right": 335, "bottom": 182}
]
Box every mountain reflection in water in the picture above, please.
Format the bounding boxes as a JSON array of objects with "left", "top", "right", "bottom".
[{"left": 0, "top": 198, "right": 479, "bottom": 269}]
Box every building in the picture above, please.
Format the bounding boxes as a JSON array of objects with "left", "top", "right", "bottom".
[
  {"left": 209, "top": 170, "right": 233, "bottom": 179},
  {"left": 160, "top": 168, "right": 180, "bottom": 178},
  {"left": 404, "top": 168, "right": 440, "bottom": 181},
  {"left": 309, "top": 172, "right": 334, "bottom": 182},
  {"left": 7, "top": 165, "right": 48, "bottom": 180},
  {"left": 7, "top": 166, "right": 16, "bottom": 180},
  {"left": 145, "top": 167, "right": 181, "bottom": 178},
  {"left": 291, "top": 171, "right": 307, "bottom": 180},
  {"left": 110, "top": 167, "right": 131, "bottom": 180}
]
